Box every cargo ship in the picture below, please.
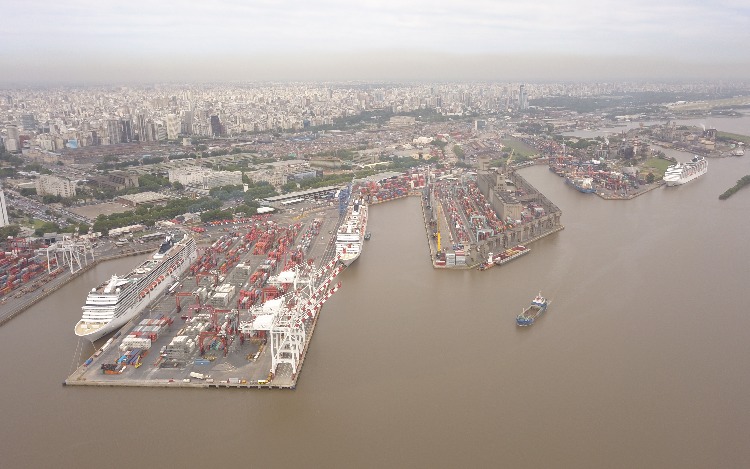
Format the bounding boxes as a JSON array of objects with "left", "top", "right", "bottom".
[
  {"left": 565, "top": 176, "right": 596, "bottom": 193},
  {"left": 74, "top": 233, "right": 197, "bottom": 341},
  {"left": 663, "top": 155, "right": 708, "bottom": 186},
  {"left": 516, "top": 293, "right": 549, "bottom": 326},
  {"left": 335, "top": 196, "right": 368, "bottom": 266}
]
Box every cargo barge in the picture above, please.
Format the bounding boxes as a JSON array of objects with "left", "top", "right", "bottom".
[
  {"left": 494, "top": 245, "right": 530, "bottom": 265},
  {"left": 516, "top": 293, "right": 549, "bottom": 326}
]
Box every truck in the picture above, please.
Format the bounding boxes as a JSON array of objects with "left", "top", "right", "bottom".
[{"left": 189, "top": 372, "right": 206, "bottom": 380}]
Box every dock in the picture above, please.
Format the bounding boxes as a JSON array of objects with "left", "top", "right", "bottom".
[
  {"left": 58, "top": 167, "right": 567, "bottom": 390},
  {"left": 64, "top": 205, "right": 344, "bottom": 390},
  {"left": 423, "top": 168, "right": 564, "bottom": 269}
]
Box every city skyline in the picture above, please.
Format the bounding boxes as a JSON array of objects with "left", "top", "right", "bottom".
[{"left": 2, "top": 0, "right": 749, "bottom": 83}]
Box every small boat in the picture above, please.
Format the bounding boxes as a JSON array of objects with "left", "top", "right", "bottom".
[
  {"left": 364, "top": 232, "right": 371, "bottom": 240},
  {"left": 516, "top": 292, "right": 549, "bottom": 326}
]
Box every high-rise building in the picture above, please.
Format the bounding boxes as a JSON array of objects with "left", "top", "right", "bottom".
[
  {"left": 166, "top": 114, "right": 180, "bottom": 140},
  {"left": 21, "top": 114, "right": 37, "bottom": 132},
  {"left": 106, "top": 119, "right": 121, "bottom": 145},
  {"left": 181, "top": 110, "right": 194, "bottom": 135},
  {"left": 155, "top": 122, "right": 167, "bottom": 141},
  {"left": 4, "top": 125, "right": 20, "bottom": 152},
  {"left": 518, "top": 84, "right": 528, "bottom": 110},
  {"left": 36, "top": 175, "right": 77, "bottom": 198},
  {"left": 120, "top": 118, "right": 133, "bottom": 143},
  {"left": 135, "top": 113, "right": 147, "bottom": 142},
  {"left": 210, "top": 115, "right": 224, "bottom": 137},
  {"left": 0, "top": 189, "right": 9, "bottom": 227}
]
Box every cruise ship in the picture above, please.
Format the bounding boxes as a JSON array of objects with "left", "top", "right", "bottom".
[
  {"left": 663, "top": 156, "right": 708, "bottom": 186},
  {"left": 74, "top": 233, "right": 197, "bottom": 341},
  {"left": 335, "top": 196, "right": 368, "bottom": 266}
]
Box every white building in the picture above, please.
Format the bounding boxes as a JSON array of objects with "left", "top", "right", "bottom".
[
  {"left": 36, "top": 174, "right": 77, "bottom": 198},
  {"left": 0, "top": 190, "right": 9, "bottom": 227},
  {"left": 168, "top": 168, "right": 242, "bottom": 190},
  {"left": 4, "top": 125, "right": 20, "bottom": 153},
  {"left": 166, "top": 114, "right": 180, "bottom": 140},
  {"left": 250, "top": 170, "right": 287, "bottom": 189}
]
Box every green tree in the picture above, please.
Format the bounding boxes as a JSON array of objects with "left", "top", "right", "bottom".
[
  {"left": 34, "top": 222, "right": 61, "bottom": 236},
  {"left": 0, "top": 225, "right": 20, "bottom": 239},
  {"left": 452, "top": 145, "right": 465, "bottom": 159},
  {"left": 281, "top": 181, "right": 299, "bottom": 193}
]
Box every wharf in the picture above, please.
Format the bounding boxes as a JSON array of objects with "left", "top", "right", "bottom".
[
  {"left": 595, "top": 180, "right": 665, "bottom": 200},
  {"left": 64, "top": 206, "right": 343, "bottom": 390},
  {"left": 424, "top": 170, "right": 564, "bottom": 270}
]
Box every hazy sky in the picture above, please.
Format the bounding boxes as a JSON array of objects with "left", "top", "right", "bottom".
[{"left": 2, "top": 0, "right": 749, "bottom": 83}]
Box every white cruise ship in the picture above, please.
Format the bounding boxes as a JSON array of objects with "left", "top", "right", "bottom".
[
  {"left": 663, "top": 156, "right": 708, "bottom": 186},
  {"left": 335, "top": 197, "right": 368, "bottom": 266},
  {"left": 74, "top": 233, "right": 197, "bottom": 341}
]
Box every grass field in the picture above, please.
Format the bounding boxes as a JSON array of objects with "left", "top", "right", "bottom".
[
  {"left": 716, "top": 131, "right": 750, "bottom": 145},
  {"left": 642, "top": 157, "right": 672, "bottom": 177},
  {"left": 501, "top": 137, "right": 538, "bottom": 158}
]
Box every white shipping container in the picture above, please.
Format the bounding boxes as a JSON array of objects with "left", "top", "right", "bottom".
[{"left": 119, "top": 337, "right": 152, "bottom": 351}]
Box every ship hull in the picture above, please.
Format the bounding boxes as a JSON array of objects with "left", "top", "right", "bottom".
[
  {"left": 75, "top": 237, "right": 196, "bottom": 341},
  {"left": 664, "top": 169, "right": 706, "bottom": 186},
  {"left": 565, "top": 177, "right": 596, "bottom": 193},
  {"left": 339, "top": 253, "right": 360, "bottom": 267},
  {"left": 663, "top": 157, "right": 708, "bottom": 186},
  {"left": 335, "top": 198, "right": 368, "bottom": 267},
  {"left": 74, "top": 272, "right": 180, "bottom": 341}
]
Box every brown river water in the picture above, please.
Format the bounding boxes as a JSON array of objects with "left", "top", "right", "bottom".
[{"left": 1, "top": 154, "right": 749, "bottom": 468}]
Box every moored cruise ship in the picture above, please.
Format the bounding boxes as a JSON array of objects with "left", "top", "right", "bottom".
[
  {"left": 74, "top": 233, "right": 197, "bottom": 341},
  {"left": 663, "top": 156, "right": 708, "bottom": 186},
  {"left": 335, "top": 197, "right": 368, "bottom": 266}
]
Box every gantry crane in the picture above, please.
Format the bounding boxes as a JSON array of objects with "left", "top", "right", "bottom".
[{"left": 269, "top": 257, "right": 343, "bottom": 379}]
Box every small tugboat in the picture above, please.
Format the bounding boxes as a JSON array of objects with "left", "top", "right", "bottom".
[{"left": 516, "top": 292, "right": 549, "bottom": 326}]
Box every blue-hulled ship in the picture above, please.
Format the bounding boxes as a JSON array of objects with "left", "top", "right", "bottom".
[
  {"left": 516, "top": 292, "right": 549, "bottom": 326},
  {"left": 565, "top": 176, "right": 596, "bottom": 193}
]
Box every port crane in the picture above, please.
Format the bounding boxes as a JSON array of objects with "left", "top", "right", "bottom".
[{"left": 268, "top": 257, "right": 343, "bottom": 378}]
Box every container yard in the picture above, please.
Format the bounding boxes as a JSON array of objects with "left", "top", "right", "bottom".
[
  {"left": 423, "top": 166, "right": 563, "bottom": 269},
  {"left": 65, "top": 206, "right": 346, "bottom": 389},
  {"left": 0, "top": 239, "right": 52, "bottom": 303},
  {"left": 548, "top": 154, "right": 665, "bottom": 199}
]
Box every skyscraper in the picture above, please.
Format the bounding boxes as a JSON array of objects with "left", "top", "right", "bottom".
[
  {"left": 120, "top": 118, "right": 133, "bottom": 143},
  {"left": 166, "top": 114, "right": 180, "bottom": 140},
  {"left": 106, "top": 119, "right": 121, "bottom": 145},
  {"left": 210, "top": 115, "right": 223, "bottom": 137},
  {"left": 4, "top": 125, "right": 20, "bottom": 152},
  {"left": 518, "top": 84, "right": 528, "bottom": 110},
  {"left": 21, "top": 114, "right": 37, "bottom": 132},
  {"left": 181, "top": 110, "right": 194, "bottom": 135}
]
